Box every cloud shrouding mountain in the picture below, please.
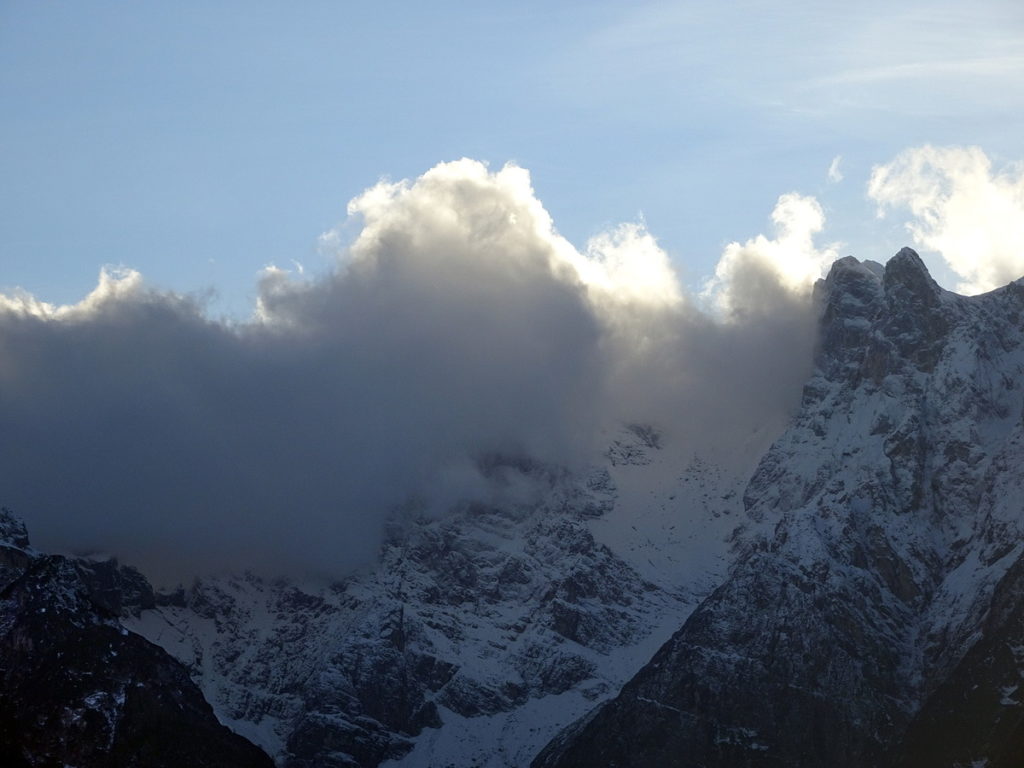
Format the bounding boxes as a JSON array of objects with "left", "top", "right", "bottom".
[{"left": 0, "top": 159, "right": 827, "bottom": 581}]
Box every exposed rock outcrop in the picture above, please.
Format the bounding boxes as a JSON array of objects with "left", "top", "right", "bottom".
[
  {"left": 0, "top": 511, "right": 274, "bottom": 768},
  {"left": 535, "top": 250, "right": 1024, "bottom": 767}
]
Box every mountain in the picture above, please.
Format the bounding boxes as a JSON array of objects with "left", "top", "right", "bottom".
[
  {"left": 0, "top": 425, "right": 752, "bottom": 767},
  {"left": 533, "top": 249, "right": 1024, "bottom": 767},
  {"left": 6, "top": 247, "right": 1021, "bottom": 767},
  {"left": 123, "top": 445, "right": 749, "bottom": 767},
  {"left": 0, "top": 508, "right": 274, "bottom": 768}
]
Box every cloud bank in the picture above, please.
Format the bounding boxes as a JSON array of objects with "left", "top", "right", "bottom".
[
  {"left": 0, "top": 159, "right": 828, "bottom": 582},
  {"left": 869, "top": 145, "right": 1024, "bottom": 294}
]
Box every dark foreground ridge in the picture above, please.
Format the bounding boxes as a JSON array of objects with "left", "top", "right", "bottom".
[
  {"left": 0, "top": 508, "right": 273, "bottom": 768},
  {"left": 534, "top": 249, "right": 1024, "bottom": 767}
]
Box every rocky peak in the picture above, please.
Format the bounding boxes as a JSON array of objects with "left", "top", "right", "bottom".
[
  {"left": 815, "top": 256, "right": 884, "bottom": 381},
  {"left": 814, "top": 249, "right": 954, "bottom": 387},
  {"left": 883, "top": 247, "right": 943, "bottom": 308},
  {"left": 873, "top": 248, "right": 951, "bottom": 376},
  {"left": 0, "top": 506, "right": 30, "bottom": 550},
  {"left": 0, "top": 507, "right": 33, "bottom": 591},
  {"left": 819, "top": 256, "right": 885, "bottom": 319}
]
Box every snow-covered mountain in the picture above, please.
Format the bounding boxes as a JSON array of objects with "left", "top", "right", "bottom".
[
  {"left": 123, "top": 435, "right": 751, "bottom": 767},
  {"left": 534, "top": 249, "right": 1024, "bottom": 767},
  {"left": 0, "top": 420, "right": 753, "bottom": 767},
  {"left": 5, "top": 247, "right": 1023, "bottom": 767}
]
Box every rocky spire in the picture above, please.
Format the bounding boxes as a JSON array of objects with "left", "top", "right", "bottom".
[
  {"left": 815, "top": 255, "right": 884, "bottom": 383},
  {"left": 875, "top": 247, "right": 951, "bottom": 375},
  {"left": 883, "top": 247, "right": 943, "bottom": 309}
]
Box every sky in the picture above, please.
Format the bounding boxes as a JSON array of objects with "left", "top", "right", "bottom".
[
  {"left": 2, "top": 0, "right": 1023, "bottom": 314},
  {"left": 1, "top": 1, "right": 1023, "bottom": 581}
]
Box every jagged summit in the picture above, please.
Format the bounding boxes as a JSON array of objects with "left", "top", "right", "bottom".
[
  {"left": 814, "top": 248, "right": 959, "bottom": 383},
  {"left": 883, "top": 246, "right": 945, "bottom": 308},
  {"left": 886, "top": 245, "right": 927, "bottom": 269},
  {"left": 821, "top": 247, "right": 944, "bottom": 304},
  {"left": 818, "top": 255, "right": 884, "bottom": 319},
  {"left": 824, "top": 254, "right": 884, "bottom": 282}
]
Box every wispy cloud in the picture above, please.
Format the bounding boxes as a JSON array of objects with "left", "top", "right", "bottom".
[
  {"left": 869, "top": 145, "right": 1024, "bottom": 294},
  {"left": 827, "top": 156, "right": 844, "bottom": 184},
  {"left": 808, "top": 55, "right": 1024, "bottom": 87},
  {"left": 554, "top": 1, "right": 1024, "bottom": 124}
]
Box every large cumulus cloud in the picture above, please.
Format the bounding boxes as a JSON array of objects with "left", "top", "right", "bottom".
[{"left": 0, "top": 159, "right": 827, "bottom": 581}]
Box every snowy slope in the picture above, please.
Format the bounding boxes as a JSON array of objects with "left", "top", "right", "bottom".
[
  {"left": 535, "top": 249, "right": 1024, "bottom": 767},
  {"left": 127, "top": 439, "right": 749, "bottom": 767}
]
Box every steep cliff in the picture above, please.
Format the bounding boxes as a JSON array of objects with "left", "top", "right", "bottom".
[{"left": 535, "top": 250, "right": 1024, "bottom": 767}]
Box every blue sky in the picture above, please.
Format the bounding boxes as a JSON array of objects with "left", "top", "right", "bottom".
[{"left": 2, "top": 0, "right": 1023, "bottom": 315}]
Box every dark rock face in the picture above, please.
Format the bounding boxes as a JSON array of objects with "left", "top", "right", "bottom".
[
  {"left": 535, "top": 250, "right": 1024, "bottom": 767},
  {"left": 75, "top": 558, "right": 157, "bottom": 617},
  {"left": 890, "top": 550, "right": 1024, "bottom": 768},
  {"left": 0, "top": 515, "right": 273, "bottom": 768},
  {"left": 0, "top": 507, "right": 29, "bottom": 550}
]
